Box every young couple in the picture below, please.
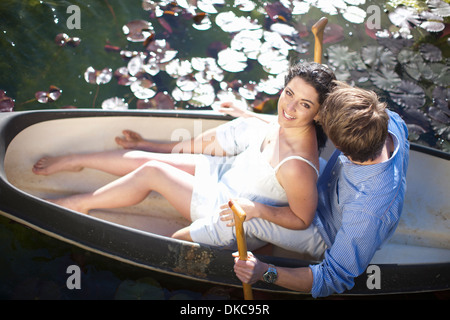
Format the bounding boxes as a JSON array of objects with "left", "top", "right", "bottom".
[{"left": 32, "top": 62, "right": 409, "bottom": 297}]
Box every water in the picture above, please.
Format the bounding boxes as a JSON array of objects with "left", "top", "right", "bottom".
[
  {"left": 0, "top": 0, "right": 448, "bottom": 300},
  {"left": 0, "top": 215, "right": 235, "bottom": 299}
]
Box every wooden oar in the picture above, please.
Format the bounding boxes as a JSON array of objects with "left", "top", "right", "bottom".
[
  {"left": 311, "top": 17, "right": 328, "bottom": 64},
  {"left": 228, "top": 199, "right": 253, "bottom": 300}
]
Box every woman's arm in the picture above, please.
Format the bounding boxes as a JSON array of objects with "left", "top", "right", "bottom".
[
  {"left": 220, "top": 161, "right": 317, "bottom": 230},
  {"left": 218, "top": 102, "right": 276, "bottom": 124},
  {"left": 273, "top": 159, "right": 318, "bottom": 228},
  {"left": 115, "top": 128, "right": 229, "bottom": 156}
]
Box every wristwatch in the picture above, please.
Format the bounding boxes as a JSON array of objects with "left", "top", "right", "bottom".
[{"left": 262, "top": 264, "right": 278, "bottom": 284}]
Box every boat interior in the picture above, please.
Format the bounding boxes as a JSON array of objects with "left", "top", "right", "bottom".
[{"left": 3, "top": 113, "right": 450, "bottom": 265}]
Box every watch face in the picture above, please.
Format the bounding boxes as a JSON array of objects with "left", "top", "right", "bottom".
[{"left": 263, "top": 267, "right": 277, "bottom": 284}]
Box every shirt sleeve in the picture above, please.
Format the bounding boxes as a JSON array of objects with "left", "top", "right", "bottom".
[
  {"left": 309, "top": 210, "right": 384, "bottom": 298},
  {"left": 215, "top": 117, "right": 267, "bottom": 155}
]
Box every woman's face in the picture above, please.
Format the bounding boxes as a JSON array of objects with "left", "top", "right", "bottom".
[{"left": 277, "top": 76, "right": 320, "bottom": 129}]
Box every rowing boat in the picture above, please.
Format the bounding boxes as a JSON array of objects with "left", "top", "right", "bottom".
[{"left": 0, "top": 109, "right": 449, "bottom": 295}]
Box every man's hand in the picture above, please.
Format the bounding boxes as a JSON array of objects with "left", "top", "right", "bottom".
[{"left": 233, "top": 251, "right": 268, "bottom": 285}]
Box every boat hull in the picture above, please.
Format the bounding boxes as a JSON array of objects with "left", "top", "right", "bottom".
[{"left": 0, "top": 109, "right": 449, "bottom": 295}]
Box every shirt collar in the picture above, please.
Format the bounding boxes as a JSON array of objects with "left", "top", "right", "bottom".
[{"left": 338, "top": 131, "right": 399, "bottom": 184}]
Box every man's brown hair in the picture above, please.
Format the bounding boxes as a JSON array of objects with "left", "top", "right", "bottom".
[{"left": 320, "top": 81, "right": 389, "bottom": 163}]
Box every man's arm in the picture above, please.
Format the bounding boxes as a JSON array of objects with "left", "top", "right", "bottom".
[{"left": 233, "top": 252, "right": 313, "bottom": 292}]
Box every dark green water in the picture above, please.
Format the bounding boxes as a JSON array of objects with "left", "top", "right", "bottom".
[{"left": 0, "top": 0, "right": 448, "bottom": 300}]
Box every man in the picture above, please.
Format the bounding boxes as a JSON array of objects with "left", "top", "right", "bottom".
[{"left": 231, "top": 81, "right": 410, "bottom": 297}]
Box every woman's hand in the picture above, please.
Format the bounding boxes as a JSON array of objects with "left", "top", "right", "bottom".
[
  {"left": 219, "top": 198, "right": 258, "bottom": 227},
  {"left": 233, "top": 251, "right": 267, "bottom": 285},
  {"left": 217, "top": 101, "right": 249, "bottom": 118},
  {"left": 115, "top": 130, "right": 145, "bottom": 150}
]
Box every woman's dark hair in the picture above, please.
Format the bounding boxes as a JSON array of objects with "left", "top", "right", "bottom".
[{"left": 285, "top": 61, "right": 336, "bottom": 152}]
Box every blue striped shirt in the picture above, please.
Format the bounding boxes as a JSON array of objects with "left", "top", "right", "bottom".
[{"left": 310, "top": 110, "right": 410, "bottom": 297}]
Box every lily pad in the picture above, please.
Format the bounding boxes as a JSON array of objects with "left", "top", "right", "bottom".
[
  {"left": 432, "top": 86, "right": 450, "bottom": 117},
  {"left": 428, "top": 63, "right": 450, "bottom": 87},
  {"left": 165, "top": 59, "right": 193, "bottom": 78},
  {"left": 231, "top": 29, "right": 263, "bottom": 60},
  {"left": 376, "top": 37, "right": 414, "bottom": 55},
  {"left": 35, "top": 86, "right": 62, "bottom": 103},
  {"left": 0, "top": 90, "right": 14, "bottom": 112},
  {"left": 137, "top": 92, "right": 175, "bottom": 109},
  {"left": 189, "top": 83, "right": 216, "bottom": 107},
  {"left": 361, "top": 45, "right": 397, "bottom": 69},
  {"left": 191, "top": 57, "right": 224, "bottom": 82},
  {"left": 406, "top": 123, "right": 427, "bottom": 141},
  {"left": 428, "top": 0, "right": 450, "bottom": 17},
  {"left": 388, "top": 7, "right": 421, "bottom": 29},
  {"left": 389, "top": 80, "right": 425, "bottom": 109},
  {"left": 313, "top": 0, "right": 347, "bottom": 15},
  {"left": 370, "top": 68, "right": 401, "bottom": 91},
  {"left": 54, "top": 33, "right": 81, "bottom": 47},
  {"left": 211, "top": 90, "right": 248, "bottom": 112},
  {"left": 291, "top": 0, "right": 310, "bottom": 15},
  {"left": 419, "top": 11, "right": 445, "bottom": 32},
  {"left": 122, "top": 20, "right": 154, "bottom": 42},
  {"left": 84, "top": 67, "right": 113, "bottom": 85},
  {"left": 217, "top": 48, "right": 247, "bottom": 72},
  {"left": 257, "top": 42, "right": 289, "bottom": 75},
  {"left": 101, "top": 97, "right": 128, "bottom": 110},
  {"left": 428, "top": 106, "right": 449, "bottom": 124},
  {"left": 256, "top": 74, "right": 285, "bottom": 95},
  {"left": 342, "top": 6, "right": 367, "bottom": 24},
  {"left": 419, "top": 43, "right": 442, "bottom": 62},
  {"left": 327, "top": 45, "right": 363, "bottom": 71},
  {"left": 264, "top": 1, "right": 292, "bottom": 21},
  {"left": 130, "top": 78, "right": 157, "bottom": 99},
  {"left": 397, "top": 48, "right": 434, "bottom": 81},
  {"left": 215, "top": 11, "right": 260, "bottom": 33}
]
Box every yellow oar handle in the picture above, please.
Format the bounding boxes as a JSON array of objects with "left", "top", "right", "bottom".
[
  {"left": 311, "top": 17, "right": 328, "bottom": 64},
  {"left": 228, "top": 199, "right": 253, "bottom": 300}
]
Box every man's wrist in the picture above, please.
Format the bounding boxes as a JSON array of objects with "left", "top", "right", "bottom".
[{"left": 262, "top": 263, "right": 278, "bottom": 284}]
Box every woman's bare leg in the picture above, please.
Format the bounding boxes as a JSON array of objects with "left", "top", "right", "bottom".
[
  {"left": 32, "top": 150, "right": 197, "bottom": 177},
  {"left": 49, "top": 160, "right": 195, "bottom": 220}
]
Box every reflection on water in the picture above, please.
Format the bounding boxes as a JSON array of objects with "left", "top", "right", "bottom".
[
  {"left": 0, "top": 0, "right": 449, "bottom": 300},
  {"left": 0, "top": 215, "right": 235, "bottom": 300}
]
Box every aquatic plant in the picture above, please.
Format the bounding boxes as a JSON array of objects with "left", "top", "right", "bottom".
[
  {"left": 96, "top": 0, "right": 448, "bottom": 149},
  {"left": 35, "top": 85, "right": 62, "bottom": 104},
  {"left": 2, "top": 0, "right": 448, "bottom": 150},
  {"left": 0, "top": 90, "right": 14, "bottom": 112},
  {"left": 54, "top": 33, "right": 81, "bottom": 47}
]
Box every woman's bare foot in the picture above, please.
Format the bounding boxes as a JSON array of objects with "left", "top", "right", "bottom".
[
  {"left": 32, "top": 155, "right": 83, "bottom": 176},
  {"left": 46, "top": 197, "right": 89, "bottom": 214}
]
